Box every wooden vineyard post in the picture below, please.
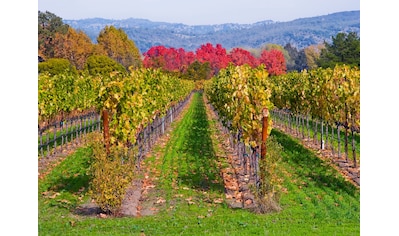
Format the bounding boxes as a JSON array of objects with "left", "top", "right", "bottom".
[
  {"left": 351, "top": 118, "right": 357, "bottom": 168},
  {"left": 344, "top": 122, "right": 349, "bottom": 163},
  {"left": 337, "top": 124, "right": 341, "bottom": 158},
  {"left": 261, "top": 108, "right": 269, "bottom": 160},
  {"left": 320, "top": 120, "right": 324, "bottom": 150},
  {"left": 102, "top": 109, "right": 110, "bottom": 155},
  {"left": 352, "top": 128, "right": 357, "bottom": 168},
  {"left": 53, "top": 124, "right": 57, "bottom": 155},
  {"left": 260, "top": 108, "right": 269, "bottom": 192}
]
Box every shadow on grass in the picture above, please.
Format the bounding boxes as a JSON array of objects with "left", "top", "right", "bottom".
[
  {"left": 270, "top": 129, "right": 359, "bottom": 197},
  {"left": 49, "top": 174, "right": 90, "bottom": 193},
  {"left": 175, "top": 92, "right": 224, "bottom": 193},
  {"left": 39, "top": 148, "right": 93, "bottom": 212}
]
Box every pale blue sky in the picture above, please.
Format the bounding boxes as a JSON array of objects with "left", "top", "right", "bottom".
[{"left": 38, "top": 0, "right": 359, "bottom": 25}]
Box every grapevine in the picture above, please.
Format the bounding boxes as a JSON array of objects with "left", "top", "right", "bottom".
[
  {"left": 38, "top": 68, "right": 195, "bottom": 146},
  {"left": 205, "top": 64, "right": 273, "bottom": 147}
]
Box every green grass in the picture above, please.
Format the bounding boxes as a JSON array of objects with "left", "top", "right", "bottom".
[
  {"left": 38, "top": 92, "right": 360, "bottom": 235},
  {"left": 38, "top": 147, "right": 93, "bottom": 233}
]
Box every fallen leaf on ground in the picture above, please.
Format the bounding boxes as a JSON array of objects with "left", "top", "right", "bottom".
[
  {"left": 213, "top": 198, "right": 223, "bottom": 204},
  {"left": 156, "top": 197, "right": 166, "bottom": 204}
]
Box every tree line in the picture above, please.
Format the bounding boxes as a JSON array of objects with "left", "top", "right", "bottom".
[{"left": 39, "top": 10, "right": 360, "bottom": 79}]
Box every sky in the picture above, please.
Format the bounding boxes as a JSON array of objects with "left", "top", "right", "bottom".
[{"left": 38, "top": 0, "right": 360, "bottom": 25}]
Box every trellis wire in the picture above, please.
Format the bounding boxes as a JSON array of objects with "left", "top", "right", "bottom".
[
  {"left": 38, "top": 112, "right": 101, "bottom": 159},
  {"left": 270, "top": 109, "right": 360, "bottom": 165},
  {"left": 128, "top": 92, "right": 193, "bottom": 170},
  {"left": 38, "top": 92, "right": 193, "bottom": 173}
]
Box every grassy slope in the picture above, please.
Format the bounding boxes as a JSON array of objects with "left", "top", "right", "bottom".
[{"left": 38, "top": 92, "right": 359, "bottom": 235}]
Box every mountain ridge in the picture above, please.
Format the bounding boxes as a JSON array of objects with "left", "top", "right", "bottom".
[{"left": 64, "top": 10, "right": 360, "bottom": 53}]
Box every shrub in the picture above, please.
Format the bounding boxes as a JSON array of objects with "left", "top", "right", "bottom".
[
  {"left": 38, "top": 58, "right": 78, "bottom": 76},
  {"left": 85, "top": 55, "right": 126, "bottom": 76},
  {"left": 87, "top": 132, "right": 135, "bottom": 215}
]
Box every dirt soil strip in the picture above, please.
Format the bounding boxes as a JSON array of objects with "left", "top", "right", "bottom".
[
  {"left": 120, "top": 94, "right": 195, "bottom": 217},
  {"left": 273, "top": 123, "right": 360, "bottom": 188},
  {"left": 203, "top": 96, "right": 243, "bottom": 208},
  {"left": 203, "top": 95, "right": 257, "bottom": 209}
]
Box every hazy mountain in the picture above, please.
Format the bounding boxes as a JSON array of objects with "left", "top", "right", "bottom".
[{"left": 64, "top": 10, "right": 359, "bottom": 54}]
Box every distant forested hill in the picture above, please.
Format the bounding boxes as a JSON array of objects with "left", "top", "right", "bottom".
[{"left": 64, "top": 10, "right": 359, "bottom": 53}]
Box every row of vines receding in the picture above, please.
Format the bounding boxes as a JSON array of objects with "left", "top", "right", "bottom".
[
  {"left": 39, "top": 68, "right": 195, "bottom": 213},
  {"left": 204, "top": 63, "right": 360, "bottom": 211}
]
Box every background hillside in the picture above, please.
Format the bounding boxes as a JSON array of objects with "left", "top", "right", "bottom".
[{"left": 64, "top": 10, "right": 360, "bottom": 53}]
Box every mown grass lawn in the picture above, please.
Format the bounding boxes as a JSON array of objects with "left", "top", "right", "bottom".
[{"left": 38, "top": 92, "right": 359, "bottom": 235}]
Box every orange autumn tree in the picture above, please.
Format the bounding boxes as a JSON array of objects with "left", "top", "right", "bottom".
[
  {"left": 96, "top": 26, "right": 142, "bottom": 69},
  {"left": 53, "top": 27, "right": 94, "bottom": 70}
]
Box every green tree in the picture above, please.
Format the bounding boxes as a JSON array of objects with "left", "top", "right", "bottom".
[
  {"left": 85, "top": 55, "right": 127, "bottom": 76},
  {"left": 38, "top": 58, "right": 77, "bottom": 76},
  {"left": 183, "top": 61, "right": 211, "bottom": 81},
  {"left": 97, "top": 26, "right": 142, "bottom": 69},
  {"left": 38, "top": 11, "right": 69, "bottom": 59},
  {"left": 283, "top": 43, "right": 308, "bottom": 72},
  {"left": 317, "top": 32, "right": 360, "bottom": 68}
]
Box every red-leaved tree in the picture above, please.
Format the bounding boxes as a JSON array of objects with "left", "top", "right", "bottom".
[
  {"left": 143, "top": 46, "right": 194, "bottom": 72},
  {"left": 259, "top": 49, "right": 287, "bottom": 76},
  {"left": 143, "top": 45, "right": 168, "bottom": 69},
  {"left": 196, "top": 43, "right": 231, "bottom": 76},
  {"left": 229, "top": 48, "right": 259, "bottom": 68},
  {"left": 179, "top": 49, "right": 196, "bottom": 73}
]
